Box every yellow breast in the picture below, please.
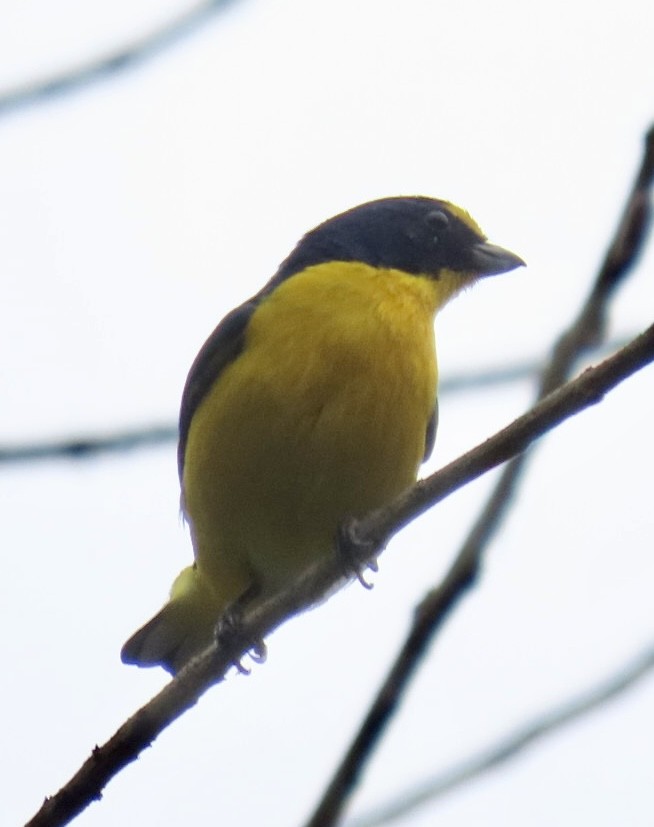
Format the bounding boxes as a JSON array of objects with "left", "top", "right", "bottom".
[{"left": 183, "top": 261, "right": 444, "bottom": 596}]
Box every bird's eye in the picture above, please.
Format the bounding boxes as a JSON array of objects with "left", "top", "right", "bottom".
[
  {"left": 425, "top": 210, "right": 450, "bottom": 244},
  {"left": 426, "top": 209, "right": 450, "bottom": 230}
]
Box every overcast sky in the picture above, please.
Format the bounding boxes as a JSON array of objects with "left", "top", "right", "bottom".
[{"left": 2, "top": 1, "right": 653, "bottom": 826}]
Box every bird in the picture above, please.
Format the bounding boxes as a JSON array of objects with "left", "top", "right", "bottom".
[{"left": 121, "top": 196, "right": 524, "bottom": 674}]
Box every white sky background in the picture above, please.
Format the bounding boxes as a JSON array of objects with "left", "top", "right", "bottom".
[{"left": 1, "top": 1, "right": 653, "bottom": 825}]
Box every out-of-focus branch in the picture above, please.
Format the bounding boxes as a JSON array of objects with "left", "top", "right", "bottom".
[
  {"left": 303, "top": 125, "right": 654, "bottom": 827},
  {"left": 0, "top": 336, "right": 634, "bottom": 467},
  {"left": 438, "top": 334, "right": 632, "bottom": 393},
  {"left": 349, "top": 642, "right": 654, "bottom": 827},
  {"left": 0, "top": 425, "right": 176, "bottom": 464},
  {"left": 0, "top": 0, "right": 241, "bottom": 117},
  {"left": 25, "top": 325, "right": 654, "bottom": 827}
]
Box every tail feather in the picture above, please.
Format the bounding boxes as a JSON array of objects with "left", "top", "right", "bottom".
[{"left": 121, "top": 566, "right": 218, "bottom": 674}]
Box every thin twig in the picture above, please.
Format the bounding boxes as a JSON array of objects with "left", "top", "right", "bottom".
[
  {"left": 25, "top": 324, "right": 654, "bottom": 827},
  {"left": 0, "top": 0, "right": 241, "bottom": 117},
  {"left": 348, "top": 643, "right": 654, "bottom": 827},
  {"left": 0, "top": 425, "right": 176, "bottom": 464},
  {"left": 303, "top": 124, "right": 654, "bottom": 827}
]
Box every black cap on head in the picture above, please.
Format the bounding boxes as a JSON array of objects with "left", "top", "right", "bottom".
[{"left": 272, "top": 196, "right": 523, "bottom": 284}]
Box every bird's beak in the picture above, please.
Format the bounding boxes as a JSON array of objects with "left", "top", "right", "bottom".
[{"left": 471, "top": 241, "right": 525, "bottom": 277}]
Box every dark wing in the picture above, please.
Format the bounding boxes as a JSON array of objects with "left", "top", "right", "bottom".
[
  {"left": 176, "top": 256, "right": 305, "bottom": 484},
  {"left": 178, "top": 298, "right": 258, "bottom": 481},
  {"left": 423, "top": 399, "right": 438, "bottom": 462}
]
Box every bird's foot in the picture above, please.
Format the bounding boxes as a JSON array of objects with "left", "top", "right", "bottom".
[
  {"left": 214, "top": 589, "right": 267, "bottom": 675},
  {"left": 336, "top": 518, "right": 379, "bottom": 590}
]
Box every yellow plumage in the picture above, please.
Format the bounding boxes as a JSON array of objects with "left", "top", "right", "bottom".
[{"left": 122, "top": 197, "right": 523, "bottom": 673}]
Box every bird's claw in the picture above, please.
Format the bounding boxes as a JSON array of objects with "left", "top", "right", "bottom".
[
  {"left": 215, "top": 605, "right": 266, "bottom": 674},
  {"left": 336, "top": 519, "right": 378, "bottom": 590},
  {"left": 249, "top": 640, "right": 268, "bottom": 664}
]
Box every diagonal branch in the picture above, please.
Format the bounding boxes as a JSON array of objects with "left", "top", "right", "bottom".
[
  {"left": 349, "top": 642, "right": 654, "bottom": 827},
  {"left": 303, "top": 124, "right": 654, "bottom": 827},
  {"left": 0, "top": 0, "right": 242, "bottom": 117},
  {"left": 25, "top": 323, "right": 654, "bottom": 827}
]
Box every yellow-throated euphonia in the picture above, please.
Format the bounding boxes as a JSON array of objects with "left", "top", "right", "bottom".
[{"left": 122, "top": 196, "right": 524, "bottom": 673}]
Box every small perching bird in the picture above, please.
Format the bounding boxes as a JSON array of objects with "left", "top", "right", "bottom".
[{"left": 122, "top": 196, "right": 524, "bottom": 674}]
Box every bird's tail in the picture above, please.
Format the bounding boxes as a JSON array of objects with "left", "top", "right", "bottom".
[{"left": 121, "top": 565, "right": 219, "bottom": 675}]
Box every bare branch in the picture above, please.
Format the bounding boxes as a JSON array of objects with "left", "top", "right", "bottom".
[
  {"left": 25, "top": 324, "right": 654, "bottom": 827},
  {"left": 349, "top": 643, "right": 654, "bottom": 827},
  {"left": 0, "top": 425, "right": 176, "bottom": 464},
  {"left": 303, "top": 124, "right": 654, "bottom": 827},
  {"left": 0, "top": 0, "right": 241, "bottom": 117}
]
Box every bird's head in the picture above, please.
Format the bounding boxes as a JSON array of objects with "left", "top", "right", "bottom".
[{"left": 273, "top": 196, "right": 525, "bottom": 286}]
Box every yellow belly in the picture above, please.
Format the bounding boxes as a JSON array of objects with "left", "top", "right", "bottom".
[{"left": 182, "top": 262, "right": 441, "bottom": 603}]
